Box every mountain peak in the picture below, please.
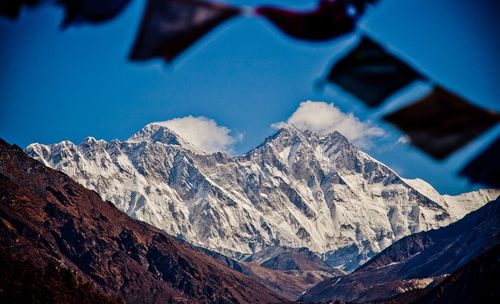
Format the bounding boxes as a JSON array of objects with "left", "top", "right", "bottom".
[
  {"left": 321, "top": 129, "right": 347, "bottom": 141},
  {"left": 128, "top": 123, "right": 181, "bottom": 144},
  {"left": 276, "top": 122, "right": 302, "bottom": 133},
  {"left": 265, "top": 124, "right": 351, "bottom": 151},
  {"left": 127, "top": 123, "right": 205, "bottom": 154},
  {"left": 260, "top": 124, "right": 310, "bottom": 148},
  {"left": 318, "top": 129, "right": 352, "bottom": 151}
]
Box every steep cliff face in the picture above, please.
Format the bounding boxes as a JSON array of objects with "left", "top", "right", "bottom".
[
  {"left": 26, "top": 123, "right": 499, "bottom": 271},
  {"left": 0, "top": 139, "right": 285, "bottom": 304}
]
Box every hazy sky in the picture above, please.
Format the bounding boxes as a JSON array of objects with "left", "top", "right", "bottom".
[{"left": 1, "top": 0, "right": 499, "bottom": 194}]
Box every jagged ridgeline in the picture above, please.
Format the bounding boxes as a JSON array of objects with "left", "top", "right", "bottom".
[{"left": 26, "top": 123, "right": 499, "bottom": 272}]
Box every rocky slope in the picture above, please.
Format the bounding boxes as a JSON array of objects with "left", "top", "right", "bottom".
[
  {"left": 26, "top": 123, "right": 499, "bottom": 271},
  {"left": 0, "top": 247, "right": 124, "bottom": 304},
  {"left": 183, "top": 242, "right": 338, "bottom": 300},
  {"left": 245, "top": 246, "right": 335, "bottom": 273},
  {"left": 176, "top": 239, "right": 334, "bottom": 300},
  {"left": 241, "top": 246, "right": 341, "bottom": 300},
  {"left": 240, "top": 262, "right": 333, "bottom": 301},
  {"left": 299, "top": 197, "right": 500, "bottom": 303},
  {"left": 412, "top": 243, "right": 500, "bottom": 304},
  {"left": 382, "top": 244, "right": 500, "bottom": 304},
  {"left": 0, "top": 139, "right": 285, "bottom": 304}
]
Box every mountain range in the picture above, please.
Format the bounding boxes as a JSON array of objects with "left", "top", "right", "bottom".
[
  {"left": 2, "top": 123, "right": 499, "bottom": 302},
  {"left": 26, "top": 123, "right": 499, "bottom": 272}
]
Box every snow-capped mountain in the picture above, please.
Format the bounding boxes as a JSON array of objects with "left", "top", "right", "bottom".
[{"left": 26, "top": 123, "right": 499, "bottom": 271}]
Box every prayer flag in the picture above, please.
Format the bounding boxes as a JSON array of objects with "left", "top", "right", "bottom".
[
  {"left": 384, "top": 86, "right": 500, "bottom": 159},
  {"left": 327, "top": 36, "right": 422, "bottom": 107},
  {"left": 129, "top": 0, "right": 240, "bottom": 62}
]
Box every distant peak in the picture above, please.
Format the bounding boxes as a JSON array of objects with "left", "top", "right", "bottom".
[
  {"left": 128, "top": 123, "right": 182, "bottom": 145},
  {"left": 83, "top": 136, "right": 97, "bottom": 143},
  {"left": 276, "top": 124, "right": 351, "bottom": 143},
  {"left": 276, "top": 123, "right": 302, "bottom": 133},
  {"left": 127, "top": 123, "right": 205, "bottom": 154},
  {"left": 321, "top": 130, "right": 349, "bottom": 143},
  {"left": 262, "top": 124, "right": 308, "bottom": 146},
  {"left": 80, "top": 136, "right": 106, "bottom": 145}
]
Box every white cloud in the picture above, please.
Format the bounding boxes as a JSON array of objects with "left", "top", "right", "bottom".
[
  {"left": 272, "top": 101, "right": 384, "bottom": 148},
  {"left": 154, "top": 116, "right": 242, "bottom": 154},
  {"left": 396, "top": 135, "right": 409, "bottom": 145}
]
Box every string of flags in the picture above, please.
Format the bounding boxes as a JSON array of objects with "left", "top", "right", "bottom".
[
  {"left": 1, "top": 0, "right": 376, "bottom": 61},
  {"left": 1, "top": 0, "right": 498, "bottom": 187},
  {"left": 324, "top": 36, "right": 499, "bottom": 186}
]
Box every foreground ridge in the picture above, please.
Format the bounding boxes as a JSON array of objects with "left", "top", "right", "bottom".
[{"left": 0, "top": 138, "right": 285, "bottom": 303}]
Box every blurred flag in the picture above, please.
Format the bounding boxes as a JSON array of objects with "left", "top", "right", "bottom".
[
  {"left": 0, "top": 0, "right": 41, "bottom": 19},
  {"left": 255, "top": 0, "right": 377, "bottom": 42},
  {"left": 129, "top": 0, "right": 240, "bottom": 63},
  {"left": 384, "top": 86, "right": 500, "bottom": 160},
  {"left": 327, "top": 36, "right": 422, "bottom": 107},
  {"left": 460, "top": 137, "right": 500, "bottom": 188},
  {"left": 58, "top": 0, "right": 131, "bottom": 27},
  {"left": 0, "top": 0, "right": 130, "bottom": 25}
]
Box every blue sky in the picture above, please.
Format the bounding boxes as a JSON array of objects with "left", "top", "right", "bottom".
[{"left": 1, "top": 0, "right": 499, "bottom": 194}]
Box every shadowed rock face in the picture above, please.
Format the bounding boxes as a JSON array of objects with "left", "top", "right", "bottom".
[
  {"left": 300, "top": 197, "right": 500, "bottom": 303},
  {"left": 0, "top": 139, "right": 285, "bottom": 304}
]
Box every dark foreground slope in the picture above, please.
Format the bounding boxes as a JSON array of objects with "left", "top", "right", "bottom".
[
  {"left": 0, "top": 248, "right": 124, "bottom": 304},
  {"left": 413, "top": 243, "right": 500, "bottom": 304},
  {"left": 300, "top": 196, "right": 500, "bottom": 303},
  {"left": 0, "top": 139, "right": 285, "bottom": 304}
]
